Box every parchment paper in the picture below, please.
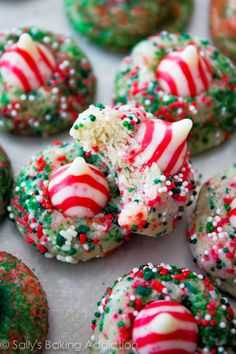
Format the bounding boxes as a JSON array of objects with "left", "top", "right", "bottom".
[{"left": 0, "top": 1, "right": 235, "bottom": 353}]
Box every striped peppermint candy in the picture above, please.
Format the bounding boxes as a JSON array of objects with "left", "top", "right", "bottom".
[
  {"left": 0, "top": 33, "right": 56, "bottom": 92},
  {"left": 129, "top": 118, "right": 192, "bottom": 176},
  {"left": 48, "top": 157, "right": 110, "bottom": 218},
  {"left": 132, "top": 300, "right": 198, "bottom": 354},
  {"left": 229, "top": 198, "right": 236, "bottom": 228},
  {"left": 157, "top": 45, "right": 212, "bottom": 98}
]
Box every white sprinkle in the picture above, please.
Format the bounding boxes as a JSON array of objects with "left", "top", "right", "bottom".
[
  {"left": 52, "top": 87, "right": 59, "bottom": 94},
  {"left": 44, "top": 253, "right": 54, "bottom": 259},
  {"left": 43, "top": 36, "right": 51, "bottom": 43},
  {"left": 20, "top": 94, "right": 27, "bottom": 101},
  {"left": 98, "top": 305, "right": 104, "bottom": 314},
  {"left": 65, "top": 256, "right": 78, "bottom": 264},
  {"left": 219, "top": 322, "right": 226, "bottom": 329},
  {"left": 52, "top": 42, "right": 59, "bottom": 49}
]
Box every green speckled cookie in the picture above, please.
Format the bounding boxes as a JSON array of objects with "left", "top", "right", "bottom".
[
  {"left": 188, "top": 165, "right": 236, "bottom": 297},
  {"left": 114, "top": 32, "right": 236, "bottom": 155},
  {"left": 90, "top": 263, "right": 236, "bottom": 353},
  {"left": 0, "top": 252, "right": 48, "bottom": 353},
  {"left": 10, "top": 141, "right": 130, "bottom": 264},
  {"left": 0, "top": 145, "right": 12, "bottom": 221},
  {"left": 0, "top": 27, "right": 96, "bottom": 136},
  {"left": 65, "top": 0, "right": 193, "bottom": 51}
]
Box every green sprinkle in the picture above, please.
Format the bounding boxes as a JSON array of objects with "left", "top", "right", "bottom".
[
  {"left": 135, "top": 285, "right": 152, "bottom": 296},
  {"left": 117, "top": 321, "right": 124, "bottom": 327},
  {"left": 56, "top": 234, "right": 66, "bottom": 247},
  {"left": 95, "top": 103, "right": 105, "bottom": 109},
  {"left": 131, "top": 225, "right": 138, "bottom": 232},
  {"left": 89, "top": 114, "right": 96, "bottom": 121}
]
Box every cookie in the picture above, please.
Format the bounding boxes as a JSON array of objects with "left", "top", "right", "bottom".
[
  {"left": 0, "top": 252, "right": 48, "bottom": 353},
  {"left": 0, "top": 27, "right": 96, "bottom": 136},
  {"left": 114, "top": 32, "right": 236, "bottom": 155},
  {"left": 90, "top": 263, "right": 236, "bottom": 353},
  {"left": 70, "top": 104, "right": 196, "bottom": 237},
  {"left": 10, "top": 141, "right": 130, "bottom": 264},
  {"left": 65, "top": 0, "right": 193, "bottom": 52},
  {"left": 210, "top": 0, "right": 236, "bottom": 63},
  {"left": 188, "top": 166, "right": 236, "bottom": 297},
  {"left": 0, "top": 145, "right": 12, "bottom": 220}
]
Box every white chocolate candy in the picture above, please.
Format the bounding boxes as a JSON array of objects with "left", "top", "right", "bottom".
[
  {"left": 150, "top": 313, "right": 179, "bottom": 333},
  {"left": 157, "top": 45, "right": 213, "bottom": 97},
  {"left": 0, "top": 33, "right": 56, "bottom": 92},
  {"left": 68, "top": 156, "right": 92, "bottom": 176},
  {"left": 18, "top": 33, "right": 38, "bottom": 55},
  {"left": 130, "top": 119, "right": 193, "bottom": 176},
  {"left": 132, "top": 300, "right": 198, "bottom": 354},
  {"left": 48, "top": 157, "right": 110, "bottom": 218}
]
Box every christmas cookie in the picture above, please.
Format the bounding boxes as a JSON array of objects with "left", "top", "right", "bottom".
[
  {"left": 90, "top": 263, "right": 236, "bottom": 353},
  {"left": 10, "top": 141, "right": 129, "bottom": 263},
  {"left": 0, "top": 252, "right": 48, "bottom": 353},
  {"left": 0, "top": 27, "right": 95, "bottom": 136},
  {"left": 114, "top": 32, "right": 236, "bottom": 155},
  {"left": 70, "top": 104, "right": 196, "bottom": 237},
  {"left": 188, "top": 166, "right": 236, "bottom": 297},
  {"left": 0, "top": 145, "right": 12, "bottom": 221},
  {"left": 210, "top": 0, "right": 236, "bottom": 63},
  {"left": 65, "top": 0, "right": 193, "bottom": 52}
]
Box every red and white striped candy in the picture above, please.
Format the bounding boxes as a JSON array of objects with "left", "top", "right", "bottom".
[
  {"left": 48, "top": 157, "right": 110, "bottom": 218},
  {"left": 0, "top": 33, "right": 56, "bottom": 92},
  {"left": 132, "top": 300, "right": 198, "bottom": 354},
  {"left": 129, "top": 118, "right": 192, "bottom": 176},
  {"left": 229, "top": 198, "right": 236, "bottom": 228},
  {"left": 157, "top": 45, "right": 212, "bottom": 98}
]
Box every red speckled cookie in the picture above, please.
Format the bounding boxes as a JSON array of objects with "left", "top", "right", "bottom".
[
  {"left": 210, "top": 0, "right": 236, "bottom": 62},
  {"left": 0, "top": 252, "right": 48, "bottom": 353}
]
